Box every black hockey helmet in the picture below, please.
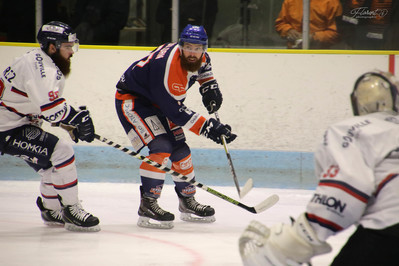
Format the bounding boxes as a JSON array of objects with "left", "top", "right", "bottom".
[{"left": 37, "top": 21, "right": 79, "bottom": 51}]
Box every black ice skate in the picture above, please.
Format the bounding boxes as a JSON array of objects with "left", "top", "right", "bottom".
[
  {"left": 36, "top": 196, "right": 64, "bottom": 227},
  {"left": 137, "top": 186, "right": 175, "bottom": 229},
  {"left": 175, "top": 188, "right": 216, "bottom": 223},
  {"left": 62, "top": 203, "right": 100, "bottom": 232}
]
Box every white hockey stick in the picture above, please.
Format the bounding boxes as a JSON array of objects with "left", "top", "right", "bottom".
[
  {"left": 214, "top": 111, "right": 253, "bottom": 198},
  {"left": 94, "top": 134, "right": 279, "bottom": 214}
]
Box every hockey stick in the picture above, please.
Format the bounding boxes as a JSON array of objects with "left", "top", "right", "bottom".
[
  {"left": 214, "top": 111, "right": 253, "bottom": 198},
  {"left": 94, "top": 134, "right": 279, "bottom": 214}
]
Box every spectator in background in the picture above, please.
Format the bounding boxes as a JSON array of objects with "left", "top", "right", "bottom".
[
  {"left": 0, "top": 0, "right": 74, "bottom": 43},
  {"left": 156, "top": 0, "right": 218, "bottom": 45},
  {"left": 0, "top": 0, "right": 36, "bottom": 42},
  {"left": 275, "top": 0, "right": 343, "bottom": 49},
  {"left": 385, "top": 1, "right": 399, "bottom": 49},
  {"left": 337, "top": 0, "right": 399, "bottom": 50},
  {"left": 71, "top": 0, "right": 129, "bottom": 45}
]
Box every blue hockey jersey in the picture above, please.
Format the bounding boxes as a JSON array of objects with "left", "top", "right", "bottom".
[{"left": 115, "top": 43, "right": 215, "bottom": 135}]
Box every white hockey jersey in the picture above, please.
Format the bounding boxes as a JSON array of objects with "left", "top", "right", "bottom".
[
  {"left": 307, "top": 111, "right": 399, "bottom": 241},
  {"left": 0, "top": 48, "right": 72, "bottom": 132}
]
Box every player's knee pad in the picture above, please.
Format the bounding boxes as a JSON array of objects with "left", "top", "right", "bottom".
[
  {"left": 140, "top": 135, "right": 173, "bottom": 176},
  {"left": 171, "top": 143, "right": 194, "bottom": 182},
  {"left": 140, "top": 152, "right": 171, "bottom": 180},
  {"left": 171, "top": 154, "right": 194, "bottom": 177}
]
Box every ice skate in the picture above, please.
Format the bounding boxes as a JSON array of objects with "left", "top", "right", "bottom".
[
  {"left": 36, "top": 196, "right": 64, "bottom": 227},
  {"left": 176, "top": 189, "right": 216, "bottom": 223},
  {"left": 137, "top": 187, "right": 175, "bottom": 229},
  {"left": 62, "top": 202, "right": 100, "bottom": 232}
]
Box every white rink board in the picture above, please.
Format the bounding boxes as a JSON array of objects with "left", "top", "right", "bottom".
[{"left": 0, "top": 45, "right": 395, "bottom": 152}]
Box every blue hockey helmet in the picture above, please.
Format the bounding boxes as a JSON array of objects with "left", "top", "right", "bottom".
[
  {"left": 37, "top": 21, "right": 79, "bottom": 51},
  {"left": 179, "top": 24, "right": 208, "bottom": 50}
]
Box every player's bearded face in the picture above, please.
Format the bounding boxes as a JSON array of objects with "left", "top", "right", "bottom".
[
  {"left": 180, "top": 43, "right": 204, "bottom": 72},
  {"left": 181, "top": 53, "right": 202, "bottom": 72},
  {"left": 51, "top": 50, "right": 71, "bottom": 77}
]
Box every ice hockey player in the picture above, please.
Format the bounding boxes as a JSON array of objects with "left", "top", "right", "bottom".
[
  {"left": 239, "top": 70, "right": 399, "bottom": 265},
  {"left": 115, "top": 24, "right": 237, "bottom": 229},
  {"left": 0, "top": 21, "right": 100, "bottom": 232}
]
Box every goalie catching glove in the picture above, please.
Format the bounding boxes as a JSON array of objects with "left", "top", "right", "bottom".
[
  {"left": 239, "top": 213, "right": 332, "bottom": 266},
  {"left": 200, "top": 118, "right": 236, "bottom": 144},
  {"left": 55, "top": 106, "right": 95, "bottom": 143},
  {"left": 199, "top": 80, "right": 223, "bottom": 114}
]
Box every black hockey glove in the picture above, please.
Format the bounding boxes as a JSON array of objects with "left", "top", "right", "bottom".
[
  {"left": 199, "top": 80, "right": 223, "bottom": 114},
  {"left": 200, "top": 118, "right": 237, "bottom": 144},
  {"left": 61, "top": 106, "right": 95, "bottom": 143}
]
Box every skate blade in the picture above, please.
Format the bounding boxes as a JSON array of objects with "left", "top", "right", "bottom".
[
  {"left": 180, "top": 213, "right": 216, "bottom": 223},
  {"left": 64, "top": 223, "right": 101, "bottom": 232},
  {"left": 43, "top": 221, "right": 65, "bottom": 227},
  {"left": 137, "top": 216, "right": 174, "bottom": 229}
]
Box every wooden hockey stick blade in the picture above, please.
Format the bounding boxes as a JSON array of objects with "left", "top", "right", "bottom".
[
  {"left": 239, "top": 178, "right": 253, "bottom": 199},
  {"left": 94, "top": 134, "right": 278, "bottom": 214}
]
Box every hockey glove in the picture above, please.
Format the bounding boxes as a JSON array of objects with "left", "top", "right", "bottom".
[
  {"left": 200, "top": 118, "right": 236, "bottom": 144},
  {"left": 61, "top": 106, "right": 95, "bottom": 143},
  {"left": 199, "top": 80, "right": 223, "bottom": 114},
  {"left": 239, "top": 213, "right": 332, "bottom": 266}
]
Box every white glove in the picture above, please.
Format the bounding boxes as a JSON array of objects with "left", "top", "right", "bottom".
[{"left": 239, "top": 213, "right": 332, "bottom": 266}]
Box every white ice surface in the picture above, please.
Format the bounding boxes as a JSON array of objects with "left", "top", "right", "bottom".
[{"left": 0, "top": 181, "right": 355, "bottom": 266}]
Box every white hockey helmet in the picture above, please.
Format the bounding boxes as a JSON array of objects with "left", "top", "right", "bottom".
[{"left": 351, "top": 71, "right": 399, "bottom": 116}]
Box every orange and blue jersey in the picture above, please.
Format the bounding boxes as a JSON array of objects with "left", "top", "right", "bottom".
[{"left": 115, "top": 43, "right": 214, "bottom": 135}]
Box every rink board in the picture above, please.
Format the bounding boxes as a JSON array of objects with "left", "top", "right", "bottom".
[{"left": 0, "top": 146, "right": 316, "bottom": 189}]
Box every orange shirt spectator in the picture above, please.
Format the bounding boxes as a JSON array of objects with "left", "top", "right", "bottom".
[{"left": 275, "top": 0, "right": 343, "bottom": 48}]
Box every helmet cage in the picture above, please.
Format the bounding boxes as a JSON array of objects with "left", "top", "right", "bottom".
[{"left": 351, "top": 71, "right": 399, "bottom": 116}]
